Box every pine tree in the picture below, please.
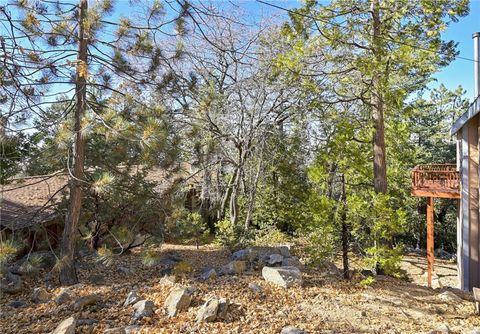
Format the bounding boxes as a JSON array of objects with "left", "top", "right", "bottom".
[{"left": 1, "top": 0, "right": 190, "bottom": 285}]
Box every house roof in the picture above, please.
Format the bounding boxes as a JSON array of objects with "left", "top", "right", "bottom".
[
  {"left": 0, "top": 173, "right": 68, "bottom": 231},
  {"left": 451, "top": 95, "right": 480, "bottom": 134},
  {"left": 0, "top": 164, "right": 202, "bottom": 231}
]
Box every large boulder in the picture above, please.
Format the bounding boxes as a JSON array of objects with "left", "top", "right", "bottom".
[
  {"left": 32, "top": 287, "right": 52, "bottom": 303},
  {"left": 281, "top": 257, "right": 303, "bottom": 268},
  {"left": 266, "top": 254, "right": 284, "bottom": 266},
  {"left": 132, "top": 300, "right": 154, "bottom": 320},
  {"left": 51, "top": 317, "right": 76, "bottom": 334},
  {"left": 262, "top": 266, "right": 302, "bottom": 288},
  {"left": 196, "top": 297, "right": 220, "bottom": 322},
  {"left": 164, "top": 287, "right": 194, "bottom": 317},
  {"left": 0, "top": 270, "right": 23, "bottom": 294},
  {"left": 231, "top": 249, "right": 249, "bottom": 261},
  {"left": 277, "top": 246, "right": 291, "bottom": 258}
]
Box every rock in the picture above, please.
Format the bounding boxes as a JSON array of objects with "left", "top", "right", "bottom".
[
  {"left": 199, "top": 267, "right": 217, "bottom": 281},
  {"left": 158, "top": 258, "right": 178, "bottom": 268},
  {"left": 32, "top": 287, "right": 52, "bottom": 303},
  {"left": 262, "top": 266, "right": 302, "bottom": 288},
  {"left": 73, "top": 294, "right": 101, "bottom": 311},
  {"left": 281, "top": 326, "right": 307, "bottom": 334},
  {"left": 0, "top": 271, "right": 23, "bottom": 294},
  {"left": 474, "top": 287, "right": 480, "bottom": 315},
  {"left": 196, "top": 297, "right": 220, "bottom": 322},
  {"left": 118, "top": 266, "right": 132, "bottom": 275},
  {"left": 132, "top": 300, "right": 154, "bottom": 320},
  {"left": 435, "top": 324, "right": 450, "bottom": 334},
  {"left": 77, "top": 319, "right": 99, "bottom": 326},
  {"left": 104, "top": 328, "right": 126, "bottom": 334},
  {"left": 321, "top": 261, "right": 341, "bottom": 276},
  {"left": 220, "top": 261, "right": 247, "bottom": 275},
  {"left": 281, "top": 257, "right": 302, "bottom": 268},
  {"left": 278, "top": 246, "right": 291, "bottom": 258},
  {"left": 8, "top": 300, "right": 26, "bottom": 308},
  {"left": 51, "top": 317, "right": 76, "bottom": 334},
  {"left": 361, "top": 269, "right": 376, "bottom": 277},
  {"left": 248, "top": 282, "right": 263, "bottom": 295},
  {"left": 89, "top": 274, "right": 105, "bottom": 285},
  {"left": 217, "top": 298, "right": 229, "bottom": 319},
  {"left": 124, "top": 291, "right": 141, "bottom": 307},
  {"left": 125, "top": 325, "right": 141, "bottom": 334},
  {"left": 469, "top": 328, "right": 480, "bottom": 334},
  {"left": 166, "top": 252, "right": 183, "bottom": 262},
  {"left": 104, "top": 326, "right": 140, "bottom": 334},
  {"left": 160, "top": 268, "right": 173, "bottom": 276},
  {"left": 164, "top": 287, "right": 194, "bottom": 317},
  {"left": 267, "top": 254, "right": 284, "bottom": 266},
  {"left": 439, "top": 290, "right": 463, "bottom": 303},
  {"left": 231, "top": 249, "right": 249, "bottom": 261},
  {"left": 159, "top": 275, "right": 177, "bottom": 286},
  {"left": 10, "top": 251, "right": 56, "bottom": 276},
  {"left": 55, "top": 289, "right": 71, "bottom": 305}
]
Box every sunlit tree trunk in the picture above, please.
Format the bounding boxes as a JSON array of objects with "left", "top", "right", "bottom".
[
  {"left": 59, "top": 0, "right": 88, "bottom": 286},
  {"left": 371, "top": 0, "right": 387, "bottom": 195}
]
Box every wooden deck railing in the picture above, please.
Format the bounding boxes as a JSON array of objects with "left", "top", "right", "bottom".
[{"left": 411, "top": 164, "right": 460, "bottom": 199}]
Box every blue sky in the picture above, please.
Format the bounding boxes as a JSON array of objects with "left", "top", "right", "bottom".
[{"left": 435, "top": 0, "right": 480, "bottom": 101}]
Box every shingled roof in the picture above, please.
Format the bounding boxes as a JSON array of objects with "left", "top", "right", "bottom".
[
  {"left": 0, "top": 164, "right": 202, "bottom": 232},
  {"left": 0, "top": 173, "right": 68, "bottom": 231}
]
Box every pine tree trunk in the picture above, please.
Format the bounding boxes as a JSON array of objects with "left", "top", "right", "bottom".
[
  {"left": 340, "top": 174, "right": 350, "bottom": 279},
  {"left": 371, "top": 0, "right": 387, "bottom": 194},
  {"left": 370, "top": 0, "right": 387, "bottom": 275},
  {"left": 59, "top": 0, "right": 88, "bottom": 286}
]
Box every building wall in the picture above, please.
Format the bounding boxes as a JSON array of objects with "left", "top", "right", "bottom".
[{"left": 458, "top": 115, "right": 480, "bottom": 291}]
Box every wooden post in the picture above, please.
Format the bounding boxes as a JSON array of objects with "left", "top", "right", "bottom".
[{"left": 427, "top": 197, "right": 435, "bottom": 288}]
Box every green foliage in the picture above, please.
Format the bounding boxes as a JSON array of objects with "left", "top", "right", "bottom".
[
  {"left": 365, "top": 245, "right": 404, "bottom": 278},
  {"left": 53, "top": 255, "right": 70, "bottom": 273},
  {"left": 360, "top": 276, "right": 376, "bottom": 287},
  {"left": 141, "top": 247, "right": 160, "bottom": 267},
  {"left": 19, "top": 253, "right": 46, "bottom": 274},
  {"left": 173, "top": 261, "right": 193, "bottom": 276},
  {"left": 0, "top": 239, "right": 20, "bottom": 265},
  {"left": 254, "top": 226, "right": 291, "bottom": 247},
  {"left": 214, "top": 218, "right": 252, "bottom": 250},
  {"left": 173, "top": 211, "right": 209, "bottom": 247},
  {"left": 0, "top": 134, "right": 31, "bottom": 183}
]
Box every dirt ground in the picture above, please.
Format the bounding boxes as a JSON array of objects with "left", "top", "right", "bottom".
[{"left": 0, "top": 245, "right": 478, "bottom": 334}]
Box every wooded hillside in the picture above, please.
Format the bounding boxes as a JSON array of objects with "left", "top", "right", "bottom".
[{"left": 0, "top": 1, "right": 478, "bottom": 333}]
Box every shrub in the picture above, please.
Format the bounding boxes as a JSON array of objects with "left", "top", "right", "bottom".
[
  {"left": 254, "top": 225, "right": 290, "bottom": 246},
  {"left": 214, "top": 218, "right": 252, "bottom": 250}
]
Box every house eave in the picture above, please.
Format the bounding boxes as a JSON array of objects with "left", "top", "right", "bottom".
[{"left": 451, "top": 95, "right": 480, "bottom": 135}]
